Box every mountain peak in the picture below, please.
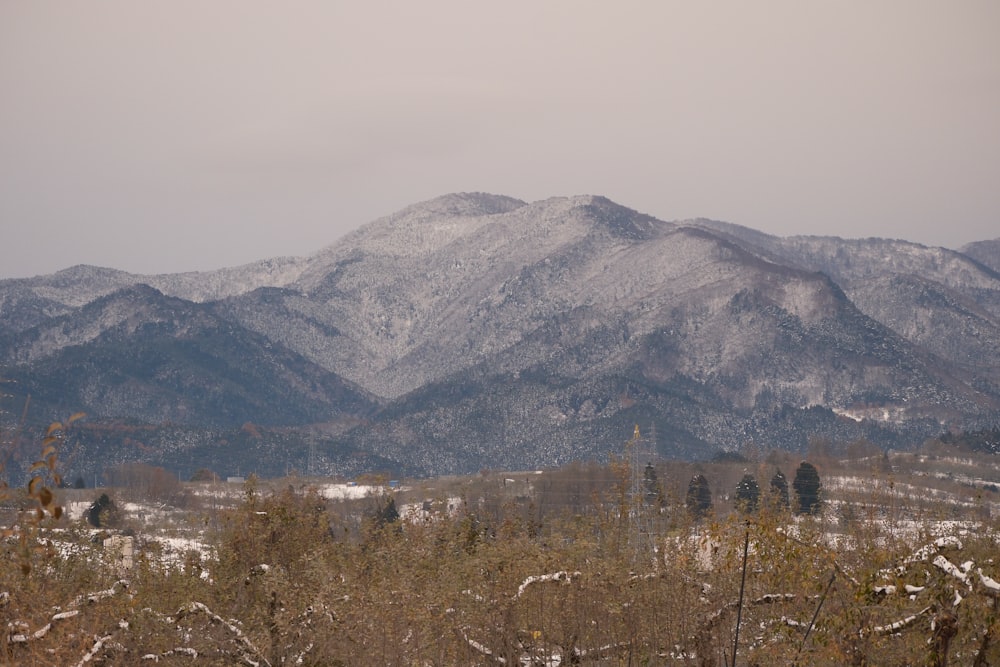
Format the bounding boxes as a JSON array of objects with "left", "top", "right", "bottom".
[
  {"left": 394, "top": 192, "right": 527, "bottom": 221},
  {"left": 571, "top": 195, "right": 664, "bottom": 240},
  {"left": 3, "top": 193, "right": 1000, "bottom": 478}
]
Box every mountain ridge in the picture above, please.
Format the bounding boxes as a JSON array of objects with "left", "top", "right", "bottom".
[{"left": 1, "top": 193, "right": 998, "bottom": 479}]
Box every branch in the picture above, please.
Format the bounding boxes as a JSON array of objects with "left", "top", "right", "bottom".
[
  {"left": 135, "top": 605, "right": 272, "bottom": 666},
  {"left": 7, "top": 580, "right": 129, "bottom": 647},
  {"left": 74, "top": 634, "right": 114, "bottom": 667},
  {"left": 174, "top": 601, "right": 272, "bottom": 667},
  {"left": 867, "top": 607, "right": 932, "bottom": 636},
  {"left": 896, "top": 537, "right": 963, "bottom": 569},
  {"left": 873, "top": 584, "right": 925, "bottom": 597},
  {"left": 753, "top": 593, "right": 797, "bottom": 605},
  {"left": 571, "top": 641, "right": 630, "bottom": 661},
  {"left": 69, "top": 579, "right": 131, "bottom": 607},
  {"left": 141, "top": 647, "right": 199, "bottom": 661},
  {"left": 455, "top": 627, "right": 507, "bottom": 665},
  {"left": 977, "top": 569, "right": 1000, "bottom": 598},
  {"left": 515, "top": 571, "right": 581, "bottom": 599},
  {"left": 932, "top": 555, "right": 971, "bottom": 587}
]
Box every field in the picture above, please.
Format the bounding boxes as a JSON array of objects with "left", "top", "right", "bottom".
[{"left": 2, "top": 439, "right": 999, "bottom": 665}]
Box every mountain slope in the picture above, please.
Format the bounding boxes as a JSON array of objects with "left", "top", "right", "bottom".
[
  {"left": 2, "top": 284, "right": 376, "bottom": 427},
  {"left": 691, "top": 219, "right": 1000, "bottom": 402},
  {"left": 962, "top": 238, "right": 1000, "bottom": 274},
  {"left": 0, "top": 257, "right": 308, "bottom": 315},
  {"left": 1, "top": 193, "right": 998, "bottom": 478}
]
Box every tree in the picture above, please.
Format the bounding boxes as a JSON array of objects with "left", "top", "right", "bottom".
[
  {"left": 369, "top": 495, "right": 399, "bottom": 529},
  {"left": 105, "top": 463, "right": 179, "bottom": 502},
  {"left": 734, "top": 473, "right": 760, "bottom": 513},
  {"left": 191, "top": 468, "right": 219, "bottom": 483},
  {"left": 86, "top": 493, "right": 121, "bottom": 528},
  {"left": 792, "top": 461, "right": 822, "bottom": 515},
  {"left": 770, "top": 469, "right": 790, "bottom": 510},
  {"left": 380, "top": 496, "right": 400, "bottom": 524},
  {"left": 686, "top": 474, "right": 712, "bottom": 519}
]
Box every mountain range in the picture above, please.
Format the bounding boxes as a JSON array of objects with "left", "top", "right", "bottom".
[{"left": 2, "top": 193, "right": 998, "bottom": 480}]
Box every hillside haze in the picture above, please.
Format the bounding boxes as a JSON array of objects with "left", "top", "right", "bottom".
[{"left": 2, "top": 194, "right": 999, "bottom": 478}]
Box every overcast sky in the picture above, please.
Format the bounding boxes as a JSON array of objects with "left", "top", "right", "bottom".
[{"left": 2, "top": 2, "right": 998, "bottom": 279}]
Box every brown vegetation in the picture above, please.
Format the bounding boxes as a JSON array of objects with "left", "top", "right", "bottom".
[{"left": 1, "top": 427, "right": 999, "bottom": 664}]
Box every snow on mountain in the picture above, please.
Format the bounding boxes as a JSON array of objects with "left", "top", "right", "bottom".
[
  {"left": 2, "top": 193, "right": 999, "bottom": 478},
  {"left": 961, "top": 238, "right": 1000, "bottom": 274},
  {"left": 0, "top": 256, "right": 309, "bottom": 312}
]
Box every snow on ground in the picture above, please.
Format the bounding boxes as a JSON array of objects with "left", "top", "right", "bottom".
[
  {"left": 832, "top": 406, "right": 910, "bottom": 424},
  {"left": 65, "top": 500, "right": 93, "bottom": 522},
  {"left": 828, "top": 475, "right": 970, "bottom": 505},
  {"left": 399, "top": 496, "right": 463, "bottom": 523},
  {"left": 315, "top": 483, "right": 386, "bottom": 500},
  {"left": 155, "top": 534, "right": 214, "bottom": 569},
  {"left": 56, "top": 498, "right": 212, "bottom": 573},
  {"left": 188, "top": 485, "right": 242, "bottom": 498}
]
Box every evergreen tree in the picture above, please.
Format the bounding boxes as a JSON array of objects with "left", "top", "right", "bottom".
[
  {"left": 382, "top": 496, "right": 400, "bottom": 524},
  {"left": 86, "top": 493, "right": 121, "bottom": 528},
  {"left": 792, "top": 461, "right": 822, "bottom": 515},
  {"left": 686, "top": 474, "right": 712, "bottom": 519},
  {"left": 770, "top": 469, "right": 790, "bottom": 510},
  {"left": 374, "top": 496, "right": 400, "bottom": 527},
  {"left": 734, "top": 473, "right": 760, "bottom": 513}
]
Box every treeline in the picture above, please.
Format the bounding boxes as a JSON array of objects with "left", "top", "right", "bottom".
[
  {"left": 506, "top": 457, "right": 823, "bottom": 524},
  {"left": 939, "top": 427, "right": 1000, "bottom": 455}
]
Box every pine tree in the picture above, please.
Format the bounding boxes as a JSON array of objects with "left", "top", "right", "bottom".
[
  {"left": 86, "top": 493, "right": 121, "bottom": 528},
  {"left": 686, "top": 474, "right": 712, "bottom": 519},
  {"left": 792, "top": 461, "right": 822, "bottom": 515},
  {"left": 734, "top": 473, "right": 760, "bottom": 513},
  {"left": 382, "top": 496, "right": 400, "bottom": 524},
  {"left": 770, "top": 469, "right": 790, "bottom": 510},
  {"left": 374, "top": 496, "right": 400, "bottom": 526}
]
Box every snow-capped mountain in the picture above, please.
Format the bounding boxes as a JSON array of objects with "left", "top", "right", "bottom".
[
  {"left": 961, "top": 238, "right": 1000, "bottom": 274},
  {"left": 1, "top": 194, "right": 998, "bottom": 478}
]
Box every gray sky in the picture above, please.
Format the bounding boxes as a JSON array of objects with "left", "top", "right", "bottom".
[{"left": 2, "top": 1, "right": 998, "bottom": 279}]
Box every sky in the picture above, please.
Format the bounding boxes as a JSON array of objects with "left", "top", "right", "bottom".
[{"left": 1, "top": 1, "right": 998, "bottom": 279}]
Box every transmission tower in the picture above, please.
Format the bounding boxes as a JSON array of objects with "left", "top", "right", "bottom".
[
  {"left": 308, "top": 436, "right": 317, "bottom": 477},
  {"left": 625, "top": 423, "right": 663, "bottom": 563}
]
